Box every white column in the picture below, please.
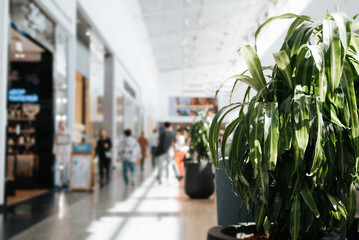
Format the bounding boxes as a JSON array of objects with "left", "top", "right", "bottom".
[
  {"left": 104, "top": 56, "right": 117, "bottom": 167},
  {"left": 67, "top": 36, "right": 76, "bottom": 141},
  {"left": 0, "top": 0, "right": 10, "bottom": 206}
]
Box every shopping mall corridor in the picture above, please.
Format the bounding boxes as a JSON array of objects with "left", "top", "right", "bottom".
[{"left": 1, "top": 163, "right": 217, "bottom": 240}]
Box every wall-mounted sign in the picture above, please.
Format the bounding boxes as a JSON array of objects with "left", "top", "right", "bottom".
[
  {"left": 124, "top": 80, "right": 136, "bottom": 99},
  {"left": 27, "top": 2, "right": 47, "bottom": 33},
  {"left": 10, "top": 0, "right": 55, "bottom": 47},
  {"left": 169, "top": 97, "right": 218, "bottom": 117},
  {"left": 8, "top": 88, "right": 39, "bottom": 103},
  {"left": 73, "top": 143, "right": 93, "bottom": 153}
]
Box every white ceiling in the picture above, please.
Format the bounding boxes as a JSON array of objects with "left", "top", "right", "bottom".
[{"left": 137, "top": 0, "right": 312, "bottom": 94}]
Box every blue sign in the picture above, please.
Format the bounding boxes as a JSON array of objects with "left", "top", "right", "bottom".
[
  {"left": 8, "top": 88, "right": 39, "bottom": 103},
  {"left": 73, "top": 144, "right": 93, "bottom": 153}
]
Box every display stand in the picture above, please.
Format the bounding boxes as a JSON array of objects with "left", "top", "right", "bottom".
[{"left": 69, "top": 143, "right": 94, "bottom": 191}]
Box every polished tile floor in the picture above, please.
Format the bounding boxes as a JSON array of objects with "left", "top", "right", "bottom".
[{"left": 1, "top": 163, "right": 217, "bottom": 240}]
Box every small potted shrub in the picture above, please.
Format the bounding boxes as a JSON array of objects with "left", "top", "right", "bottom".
[
  {"left": 208, "top": 12, "right": 359, "bottom": 240},
  {"left": 185, "top": 111, "right": 215, "bottom": 199}
]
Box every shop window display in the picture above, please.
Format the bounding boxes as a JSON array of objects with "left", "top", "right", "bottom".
[{"left": 5, "top": 28, "right": 54, "bottom": 202}]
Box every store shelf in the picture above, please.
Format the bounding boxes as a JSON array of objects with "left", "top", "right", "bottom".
[
  {"left": 8, "top": 131, "right": 35, "bottom": 134},
  {"left": 8, "top": 118, "right": 36, "bottom": 122},
  {"left": 7, "top": 143, "right": 35, "bottom": 147}
]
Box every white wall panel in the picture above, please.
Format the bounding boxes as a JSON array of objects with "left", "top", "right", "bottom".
[
  {"left": 78, "top": 0, "right": 159, "bottom": 123},
  {"left": 36, "top": 0, "right": 76, "bottom": 36},
  {"left": 0, "top": 0, "right": 10, "bottom": 206}
]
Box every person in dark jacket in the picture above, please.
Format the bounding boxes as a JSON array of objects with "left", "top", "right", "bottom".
[
  {"left": 156, "top": 122, "right": 182, "bottom": 184},
  {"left": 95, "top": 128, "right": 112, "bottom": 184}
]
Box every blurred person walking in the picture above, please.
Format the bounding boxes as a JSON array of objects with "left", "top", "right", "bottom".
[
  {"left": 118, "top": 129, "right": 141, "bottom": 186},
  {"left": 95, "top": 129, "right": 112, "bottom": 185},
  {"left": 53, "top": 121, "right": 71, "bottom": 189},
  {"left": 156, "top": 122, "right": 183, "bottom": 184},
  {"left": 175, "top": 128, "right": 188, "bottom": 176},
  {"left": 149, "top": 128, "right": 159, "bottom": 168},
  {"left": 138, "top": 131, "right": 148, "bottom": 172}
]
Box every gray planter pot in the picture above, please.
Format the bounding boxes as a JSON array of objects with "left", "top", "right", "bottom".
[
  {"left": 213, "top": 159, "right": 348, "bottom": 240},
  {"left": 185, "top": 161, "right": 214, "bottom": 199},
  {"left": 215, "top": 159, "right": 254, "bottom": 225},
  {"left": 207, "top": 225, "right": 342, "bottom": 240}
]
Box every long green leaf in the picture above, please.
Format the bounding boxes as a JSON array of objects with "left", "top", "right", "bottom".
[
  {"left": 336, "top": 133, "right": 345, "bottom": 179},
  {"left": 292, "top": 91, "right": 310, "bottom": 173},
  {"left": 221, "top": 118, "right": 240, "bottom": 163},
  {"left": 255, "top": 13, "right": 315, "bottom": 48},
  {"left": 240, "top": 45, "right": 268, "bottom": 100},
  {"left": 255, "top": 202, "right": 266, "bottom": 231},
  {"left": 290, "top": 194, "right": 301, "bottom": 240},
  {"left": 214, "top": 69, "right": 248, "bottom": 99},
  {"left": 264, "top": 102, "right": 279, "bottom": 170},
  {"left": 248, "top": 102, "right": 265, "bottom": 178},
  {"left": 323, "top": 20, "right": 343, "bottom": 96},
  {"left": 209, "top": 103, "right": 243, "bottom": 167},
  {"left": 331, "top": 12, "right": 351, "bottom": 54},
  {"left": 300, "top": 183, "right": 320, "bottom": 218},
  {"left": 284, "top": 17, "right": 306, "bottom": 42},
  {"left": 310, "top": 99, "right": 324, "bottom": 174},
  {"left": 228, "top": 74, "right": 259, "bottom": 93},
  {"left": 273, "top": 50, "right": 293, "bottom": 89},
  {"left": 330, "top": 103, "right": 347, "bottom": 128},
  {"left": 229, "top": 124, "right": 250, "bottom": 186},
  {"left": 342, "top": 62, "right": 359, "bottom": 139},
  {"left": 295, "top": 46, "right": 314, "bottom": 91},
  {"left": 308, "top": 45, "right": 324, "bottom": 71},
  {"left": 287, "top": 24, "right": 313, "bottom": 57},
  {"left": 263, "top": 216, "right": 271, "bottom": 234},
  {"left": 348, "top": 182, "right": 357, "bottom": 225},
  {"left": 327, "top": 192, "right": 348, "bottom": 221},
  {"left": 278, "top": 97, "right": 293, "bottom": 155}
]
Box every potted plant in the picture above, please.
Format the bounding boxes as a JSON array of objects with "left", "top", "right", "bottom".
[
  {"left": 185, "top": 111, "right": 215, "bottom": 199},
  {"left": 208, "top": 12, "right": 359, "bottom": 240}
]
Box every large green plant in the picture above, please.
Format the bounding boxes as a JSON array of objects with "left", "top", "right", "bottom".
[
  {"left": 189, "top": 111, "right": 211, "bottom": 162},
  {"left": 209, "top": 12, "right": 359, "bottom": 239}
]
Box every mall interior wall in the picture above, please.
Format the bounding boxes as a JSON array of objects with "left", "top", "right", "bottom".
[
  {"left": 78, "top": 0, "right": 160, "bottom": 124},
  {"left": 36, "top": 0, "right": 77, "bottom": 138},
  {"left": 0, "top": 0, "right": 77, "bottom": 206},
  {"left": 0, "top": 0, "right": 161, "bottom": 205}
]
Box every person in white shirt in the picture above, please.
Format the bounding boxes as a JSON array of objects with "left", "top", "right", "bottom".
[
  {"left": 149, "top": 128, "right": 159, "bottom": 168},
  {"left": 118, "top": 129, "right": 141, "bottom": 186},
  {"left": 53, "top": 121, "right": 71, "bottom": 189}
]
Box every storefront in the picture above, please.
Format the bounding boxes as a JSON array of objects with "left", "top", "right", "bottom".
[
  {"left": 3, "top": 0, "right": 74, "bottom": 206},
  {"left": 75, "top": 10, "right": 107, "bottom": 143}
]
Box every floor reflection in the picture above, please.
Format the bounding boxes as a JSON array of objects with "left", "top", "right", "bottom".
[
  {"left": 86, "top": 171, "right": 183, "bottom": 240},
  {"left": 7, "top": 162, "right": 216, "bottom": 240}
]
